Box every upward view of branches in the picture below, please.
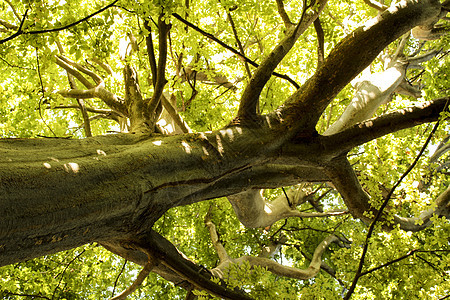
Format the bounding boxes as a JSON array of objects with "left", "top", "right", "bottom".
[{"left": 0, "top": 0, "right": 449, "bottom": 299}]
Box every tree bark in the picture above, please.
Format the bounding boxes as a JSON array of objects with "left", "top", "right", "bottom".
[{"left": 0, "top": 0, "right": 447, "bottom": 271}]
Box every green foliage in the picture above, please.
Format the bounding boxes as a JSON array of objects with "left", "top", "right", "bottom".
[{"left": 0, "top": 0, "right": 449, "bottom": 299}]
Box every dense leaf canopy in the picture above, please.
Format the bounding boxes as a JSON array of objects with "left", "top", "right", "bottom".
[{"left": 0, "top": 0, "right": 449, "bottom": 299}]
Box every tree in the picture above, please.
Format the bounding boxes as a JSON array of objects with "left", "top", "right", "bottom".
[{"left": 0, "top": 0, "right": 449, "bottom": 299}]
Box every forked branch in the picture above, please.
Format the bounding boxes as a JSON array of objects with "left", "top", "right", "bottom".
[
  {"left": 276, "top": 0, "right": 295, "bottom": 29},
  {"left": 205, "top": 213, "right": 338, "bottom": 280},
  {"left": 227, "top": 187, "right": 348, "bottom": 228},
  {"left": 56, "top": 42, "right": 92, "bottom": 137},
  {"left": 56, "top": 55, "right": 127, "bottom": 115}
]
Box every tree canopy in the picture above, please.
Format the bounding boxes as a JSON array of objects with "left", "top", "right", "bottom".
[{"left": 0, "top": 0, "right": 449, "bottom": 299}]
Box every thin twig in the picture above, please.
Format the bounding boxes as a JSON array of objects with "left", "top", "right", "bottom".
[
  {"left": 172, "top": 13, "right": 299, "bottom": 89},
  {"left": 0, "top": 0, "right": 119, "bottom": 45},
  {"left": 282, "top": 187, "right": 292, "bottom": 207},
  {"left": 344, "top": 120, "right": 441, "bottom": 300},
  {"left": 360, "top": 249, "right": 449, "bottom": 277},
  {"left": 36, "top": 48, "right": 56, "bottom": 137},
  {"left": 0, "top": 55, "right": 35, "bottom": 70},
  {"left": 359, "top": 250, "right": 418, "bottom": 277},
  {"left": 4, "top": 0, "right": 21, "bottom": 21},
  {"left": 109, "top": 259, "right": 156, "bottom": 300},
  {"left": 227, "top": 11, "right": 252, "bottom": 79},
  {"left": 269, "top": 219, "right": 288, "bottom": 240},
  {"left": 52, "top": 248, "right": 86, "bottom": 299},
  {"left": 111, "top": 260, "right": 128, "bottom": 297}
]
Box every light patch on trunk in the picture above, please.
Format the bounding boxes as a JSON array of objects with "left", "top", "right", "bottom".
[
  {"left": 215, "top": 135, "right": 224, "bottom": 155},
  {"left": 181, "top": 141, "right": 191, "bottom": 154},
  {"left": 64, "top": 162, "right": 80, "bottom": 173},
  {"left": 96, "top": 149, "right": 107, "bottom": 156}
]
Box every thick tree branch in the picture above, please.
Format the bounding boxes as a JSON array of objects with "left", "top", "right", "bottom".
[
  {"left": 277, "top": 0, "right": 442, "bottom": 133},
  {"left": 160, "top": 94, "right": 191, "bottom": 133},
  {"left": 101, "top": 241, "right": 194, "bottom": 292},
  {"left": 133, "top": 231, "right": 254, "bottom": 300},
  {"left": 209, "top": 227, "right": 338, "bottom": 280},
  {"left": 147, "top": 15, "right": 170, "bottom": 118},
  {"left": 51, "top": 105, "right": 115, "bottom": 115},
  {"left": 321, "top": 46, "right": 438, "bottom": 139},
  {"left": 76, "top": 100, "right": 92, "bottom": 137},
  {"left": 239, "top": 235, "right": 338, "bottom": 280},
  {"left": 144, "top": 21, "right": 158, "bottom": 87},
  {"left": 58, "top": 89, "right": 97, "bottom": 99},
  {"left": 393, "top": 185, "right": 450, "bottom": 231},
  {"left": 118, "top": 31, "right": 152, "bottom": 132},
  {"left": 124, "top": 64, "right": 147, "bottom": 132},
  {"left": 322, "top": 97, "right": 450, "bottom": 156},
  {"left": 314, "top": 18, "right": 325, "bottom": 69},
  {"left": 57, "top": 55, "right": 102, "bottom": 85},
  {"left": 237, "top": 0, "right": 328, "bottom": 122},
  {"left": 324, "top": 157, "right": 373, "bottom": 222},
  {"left": 90, "top": 57, "right": 113, "bottom": 75},
  {"left": 411, "top": 4, "right": 450, "bottom": 40},
  {"left": 205, "top": 210, "right": 338, "bottom": 281},
  {"left": 58, "top": 85, "right": 127, "bottom": 116},
  {"left": 56, "top": 56, "right": 127, "bottom": 115},
  {"left": 56, "top": 56, "right": 95, "bottom": 89},
  {"left": 300, "top": 249, "right": 345, "bottom": 285},
  {"left": 205, "top": 207, "right": 231, "bottom": 262}
]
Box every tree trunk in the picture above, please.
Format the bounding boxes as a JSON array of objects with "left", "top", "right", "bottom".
[
  {"left": 0, "top": 127, "right": 328, "bottom": 266},
  {"left": 0, "top": 0, "right": 446, "bottom": 270}
]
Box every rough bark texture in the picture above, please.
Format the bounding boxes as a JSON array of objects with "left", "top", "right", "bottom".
[{"left": 0, "top": 0, "right": 449, "bottom": 297}]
